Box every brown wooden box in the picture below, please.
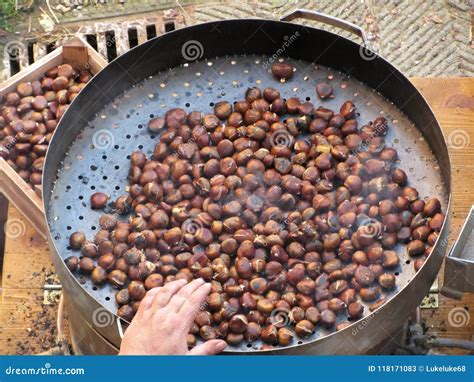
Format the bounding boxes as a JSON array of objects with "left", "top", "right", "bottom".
[{"left": 0, "top": 37, "right": 108, "bottom": 238}]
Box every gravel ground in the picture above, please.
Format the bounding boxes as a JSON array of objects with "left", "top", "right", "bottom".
[{"left": 190, "top": 0, "right": 473, "bottom": 77}]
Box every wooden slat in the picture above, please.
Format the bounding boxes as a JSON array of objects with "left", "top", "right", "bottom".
[
  {"left": 63, "top": 45, "right": 90, "bottom": 71},
  {"left": 0, "top": 159, "right": 46, "bottom": 238}
]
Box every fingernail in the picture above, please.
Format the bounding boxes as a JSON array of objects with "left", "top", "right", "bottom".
[
  {"left": 197, "top": 278, "right": 205, "bottom": 283},
  {"left": 215, "top": 341, "right": 227, "bottom": 352}
]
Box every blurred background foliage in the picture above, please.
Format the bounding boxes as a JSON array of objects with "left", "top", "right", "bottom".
[{"left": 0, "top": 0, "right": 19, "bottom": 32}]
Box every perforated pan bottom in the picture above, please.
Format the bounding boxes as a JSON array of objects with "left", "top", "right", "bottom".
[{"left": 48, "top": 54, "right": 447, "bottom": 351}]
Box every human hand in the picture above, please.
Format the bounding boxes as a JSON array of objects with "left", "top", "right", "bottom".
[{"left": 119, "top": 278, "right": 227, "bottom": 355}]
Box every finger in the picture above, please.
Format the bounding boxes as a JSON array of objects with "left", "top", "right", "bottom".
[
  {"left": 150, "top": 279, "right": 187, "bottom": 311},
  {"left": 167, "top": 278, "right": 205, "bottom": 312},
  {"left": 187, "top": 340, "right": 227, "bottom": 355},
  {"left": 178, "top": 283, "right": 212, "bottom": 320},
  {"left": 136, "top": 287, "right": 162, "bottom": 315}
]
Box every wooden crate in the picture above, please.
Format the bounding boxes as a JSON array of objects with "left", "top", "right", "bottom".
[{"left": 0, "top": 37, "right": 107, "bottom": 239}]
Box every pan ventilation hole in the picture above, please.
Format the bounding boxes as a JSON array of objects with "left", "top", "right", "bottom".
[{"left": 90, "top": 186, "right": 96, "bottom": 190}]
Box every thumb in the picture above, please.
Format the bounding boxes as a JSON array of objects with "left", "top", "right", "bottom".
[{"left": 187, "top": 340, "right": 227, "bottom": 355}]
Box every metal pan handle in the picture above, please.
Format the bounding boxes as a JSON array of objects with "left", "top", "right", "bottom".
[
  {"left": 441, "top": 205, "right": 474, "bottom": 300},
  {"left": 280, "top": 9, "right": 369, "bottom": 47}
]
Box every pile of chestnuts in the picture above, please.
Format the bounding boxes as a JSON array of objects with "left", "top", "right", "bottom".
[
  {"left": 0, "top": 64, "right": 92, "bottom": 186},
  {"left": 66, "top": 63, "right": 444, "bottom": 349}
]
